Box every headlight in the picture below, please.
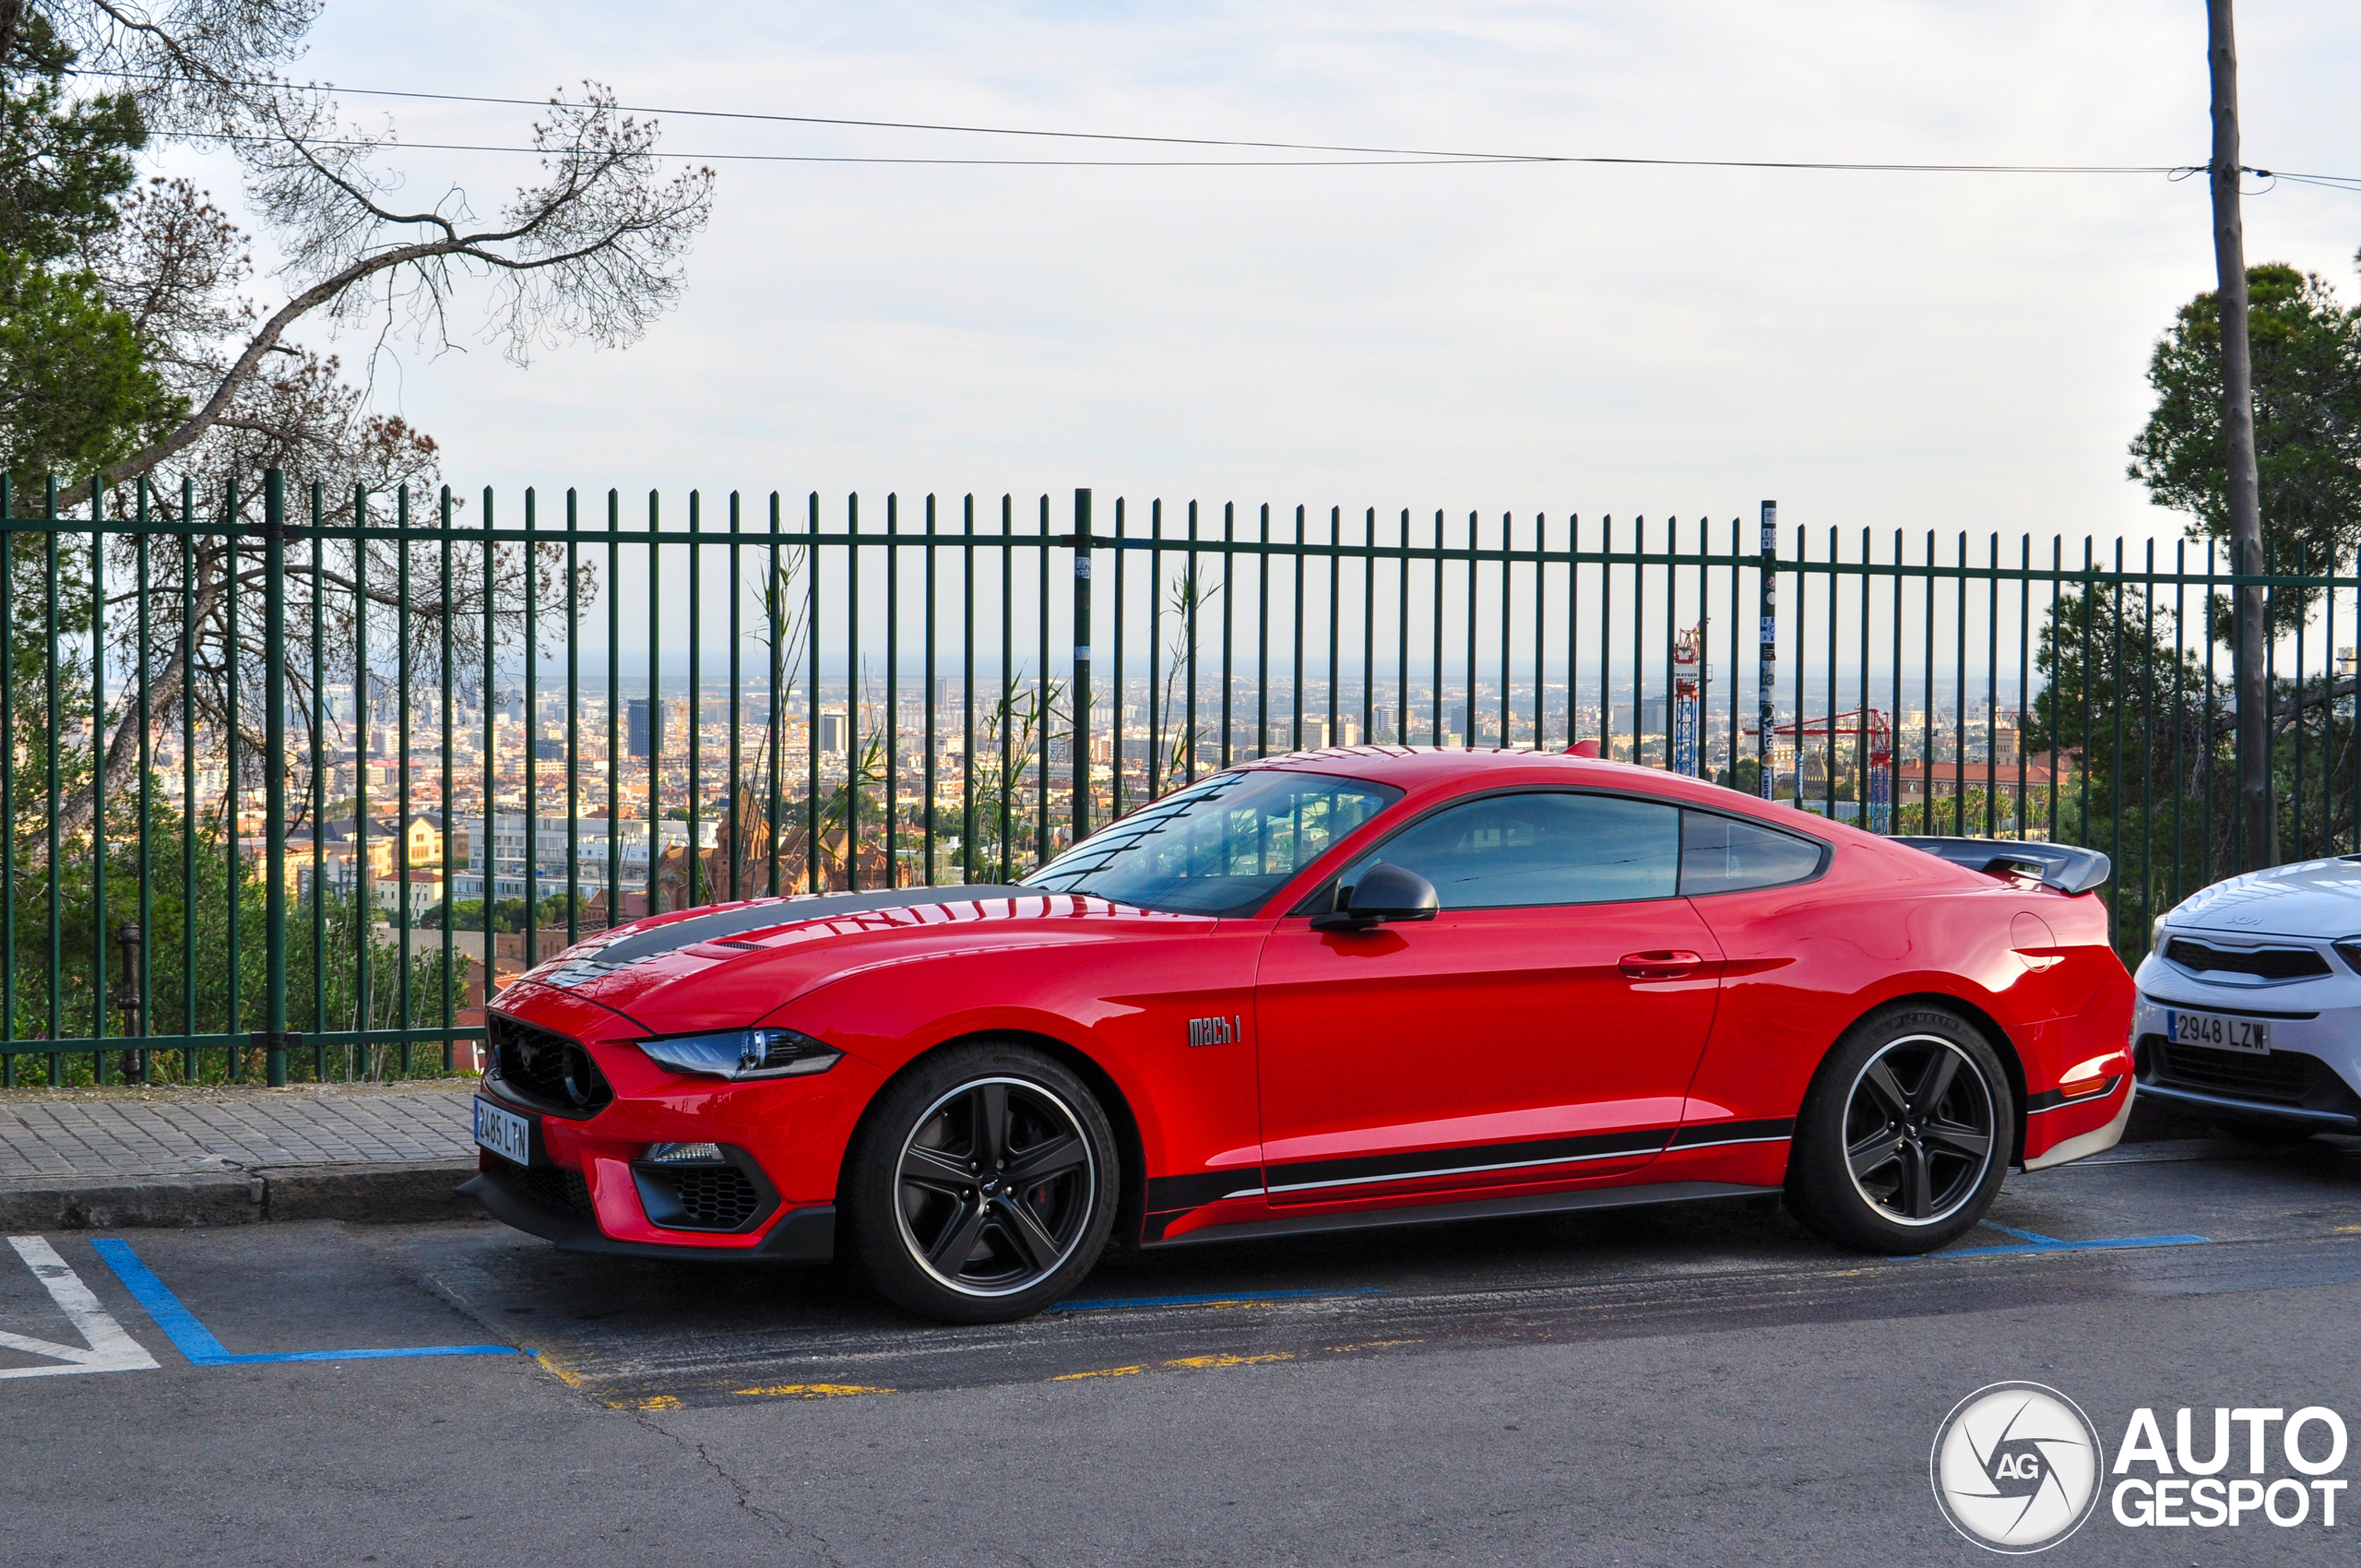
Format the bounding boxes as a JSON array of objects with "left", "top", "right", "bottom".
[{"left": 635, "top": 1028, "right": 842, "bottom": 1081}]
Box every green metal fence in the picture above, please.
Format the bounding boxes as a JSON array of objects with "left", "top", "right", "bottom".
[{"left": 6, "top": 474, "right": 2354, "bottom": 1087}]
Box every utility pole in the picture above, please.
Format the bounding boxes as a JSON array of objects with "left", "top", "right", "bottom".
[{"left": 2208, "top": 0, "right": 2271, "bottom": 870}]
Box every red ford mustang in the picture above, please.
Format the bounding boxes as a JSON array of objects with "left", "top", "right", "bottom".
[{"left": 465, "top": 748, "right": 2136, "bottom": 1323}]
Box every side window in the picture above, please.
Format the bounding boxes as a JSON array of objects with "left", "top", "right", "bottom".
[
  {"left": 1679, "top": 811, "right": 1825, "bottom": 895},
  {"left": 1346, "top": 791, "right": 1679, "bottom": 909}
]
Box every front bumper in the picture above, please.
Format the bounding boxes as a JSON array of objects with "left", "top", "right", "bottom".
[
  {"left": 2129, "top": 958, "right": 2361, "bottom": 1131},
  {"left": 464, "top": 1158, "right": 838, "bottom": 1262}
]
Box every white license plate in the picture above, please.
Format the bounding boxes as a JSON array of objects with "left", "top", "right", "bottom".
[
  {"left": 473, "top": 1099, "right": 533, "bottom": 1164},
  {"left": 2166, "top": 1008, "right": 2271, "bottom": 1055}
]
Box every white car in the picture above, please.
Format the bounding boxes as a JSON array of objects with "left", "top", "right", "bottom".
[{"left": 2134, "top": 858, "right": 2361, "bottom": 1135}]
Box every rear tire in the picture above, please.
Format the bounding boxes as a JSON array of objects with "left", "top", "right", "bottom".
[
  {"left": 1786, "top": 1006, "right": 2014, "bottom": 1254},
  {"left": 843, "top": 1041, "right": 1119, "bottom": 1324}
]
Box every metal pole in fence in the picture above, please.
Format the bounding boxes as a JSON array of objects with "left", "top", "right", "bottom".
[
  {"left": 262, "top": 470, "right": 290, "bottom": 1087},
  {"left": 1758, "top": 500, "right": 1776, "bottom": 800},
  {"left": 1072, "top": 489, "right": 1092, "bottom": 847}
]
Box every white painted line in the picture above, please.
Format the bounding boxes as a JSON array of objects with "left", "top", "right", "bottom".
[{"left": 0, "top": 1237, "right": 160, "bottom": 1379}]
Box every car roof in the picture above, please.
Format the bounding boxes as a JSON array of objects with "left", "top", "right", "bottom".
[{"left": 1230, "top": 744, "right": 1811, "bottom": 818}]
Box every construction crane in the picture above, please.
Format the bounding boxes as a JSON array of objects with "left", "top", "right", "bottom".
[
  {"left": 1671, "top": 621, "right": 1708, "bottom": 778},
  {"left": 1747, "top": 707, "right": 1894, "bottom": 833}
]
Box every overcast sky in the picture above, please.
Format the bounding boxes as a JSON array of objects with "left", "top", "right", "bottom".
[{"left": 155, "top": 1, "right": 2361, "bottom": 552}]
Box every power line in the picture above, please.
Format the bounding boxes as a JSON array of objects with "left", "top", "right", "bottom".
[{"left": 71, "top": 67, "right": 2217, "bottom": 176}]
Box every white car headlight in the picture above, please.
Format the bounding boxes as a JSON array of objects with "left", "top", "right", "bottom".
[{"left": 635, "top": 1028, "right": 842, "bottom": 1081}]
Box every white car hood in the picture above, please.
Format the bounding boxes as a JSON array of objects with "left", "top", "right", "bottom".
[{"left": 2167, "top": 857, "right": 2361, "bottom": 940}]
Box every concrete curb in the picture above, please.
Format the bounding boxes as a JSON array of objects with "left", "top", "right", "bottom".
[{"left": 0, "top": 1158, "right": 483, "bottom": 1231}]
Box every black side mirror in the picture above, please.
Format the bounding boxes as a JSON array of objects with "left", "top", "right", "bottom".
[{"left": 1310, "top": 861, "right": 1441, "bottom": 932}]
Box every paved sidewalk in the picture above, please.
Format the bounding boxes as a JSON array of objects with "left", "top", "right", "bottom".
[{"left": 0, "top": 1079, "right": 483, "bottom": 1230}]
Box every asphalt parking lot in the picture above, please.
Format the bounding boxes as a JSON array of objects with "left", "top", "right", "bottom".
[{"left": 9, "top": 1137, "right": 2361, "bottom": 1566}]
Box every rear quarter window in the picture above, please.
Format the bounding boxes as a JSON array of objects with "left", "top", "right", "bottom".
[{"left": 1679, "top": 811, "right": 1827, "bottom": 896}]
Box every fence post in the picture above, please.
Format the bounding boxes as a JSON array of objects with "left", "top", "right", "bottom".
[
  {"left": 1072, "top": 489, "right": 1093, "bottom": 848},
  {"left": 1758, "top": 500, "right": 1777, "bottom": 801},
  {"left": 262, "top": 470, "right": 290, "bottom": 1086}
]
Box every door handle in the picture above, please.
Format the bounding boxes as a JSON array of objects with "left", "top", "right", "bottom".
[{"left": 1619, "top": 949, "right": 1703, "bottom": 980}]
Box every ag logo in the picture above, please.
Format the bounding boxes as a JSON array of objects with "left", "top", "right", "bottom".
[{"left": 1930, "top": 1383, "right": 2105, "bottom": 1553}]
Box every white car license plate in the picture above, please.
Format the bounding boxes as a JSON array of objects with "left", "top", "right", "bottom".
[
  {"left": 473, "top": 1099, "right": 533, "bottom": 1164},
  {"left": 2166, "top": 1008, "right": 2271, "bottom": 1055}
]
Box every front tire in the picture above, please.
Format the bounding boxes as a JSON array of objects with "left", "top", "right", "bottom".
[
  {"left": 843, "top": 1042, "right": 1119, "bottom": 1324},
  {"left": 1786, "top": 1006, "right": 2013, "bottom": 1254}
]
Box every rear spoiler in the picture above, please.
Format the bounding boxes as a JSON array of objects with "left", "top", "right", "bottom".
[{"left": 1891, "top": 837, "right": 2113, "bottom": 896}]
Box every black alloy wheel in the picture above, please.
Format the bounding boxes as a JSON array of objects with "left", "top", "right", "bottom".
[
  {"left": 1786, "top": 1007, "right": 2013, "bottom": 1254},
  {"left": 844, "top": 1043, "right": 1120, "bottom": 1323},
  {"left": 1840, "top": 1036, "right": 1995, "bottom": 1224}
]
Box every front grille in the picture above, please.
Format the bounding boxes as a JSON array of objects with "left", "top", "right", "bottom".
[
  {"left": 487, "top": 1014, "right": 613, "bottom": 1118},
  {"left": 2165, "top": 938, "right": 2331, "bottom": 981},
  {"left": 2151, "top": 1039, "right": 2322, "bottom": 1104},
  {"left": 510, "top": 1164, "right": 595, "bottom": 1219}
]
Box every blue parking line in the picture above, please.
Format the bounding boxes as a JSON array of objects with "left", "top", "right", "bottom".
[
  {"left": 1048, "top": 1286, "right": 1388, "bottom": 1313},
  {"left": 1933, "top": 1222, "right": 2210, "bottom": 1260},
  {"left": 91, "top": 1240, "right": 520, "bottom": 1366}
]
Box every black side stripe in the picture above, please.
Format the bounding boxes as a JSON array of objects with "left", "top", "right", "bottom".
[
  {"left": 1145, "top": 1170, "right": 1265, "bottom": 1213},
  {"left": 1667, "top": 1118, "right": 1797, "bottom": 1149},
  {"left": 1145, "top": 1120, "right": 1796, "bottom": 1222},
  {"left": 1263, "top": 1128, "right": 1673, "bottom": 1194}
]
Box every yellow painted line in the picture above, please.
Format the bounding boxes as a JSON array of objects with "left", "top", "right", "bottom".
[
  {"left": 614, "top": 1394, "right": 681, "bottom": 1412},
  {"left": 1162, "top": 1352, "right": 1294, "bottom": 1370},
  {"left": 533, "top": 1350, "right": 589, "bottom": 1391},
  {"left": 730, "top": 1383, "right": 895, "bottom": 1398},
  {"left": 1050, "top": 1364, "right": 1145, "bottom": 1381},
  {"left": 1322, "top": 1338, "right": 1423, "bottom": 1353},
  {"left": 2334, "top": 1225, "right": 2361, "bottom": 1233}
]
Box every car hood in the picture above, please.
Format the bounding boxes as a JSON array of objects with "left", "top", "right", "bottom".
[
  {"left": 505, "top": 885, "right": 1204, "bottom": 1029},
  {"left": 2164, "top": 857, "right": 2361, "bottom": 941}
]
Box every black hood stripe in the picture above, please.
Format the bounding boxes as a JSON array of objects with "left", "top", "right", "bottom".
[{"left": 535, "top": 885, "right": 1035, "bottom": 988}]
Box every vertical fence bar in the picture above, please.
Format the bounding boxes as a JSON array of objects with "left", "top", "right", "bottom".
[
  {"left": 441, "top": 487, "right": 457, "bottom": 1070},
  {"left": 765, "top": 493, "right": 782, "bottom": 899},
  {"left": 808, "top": 493, "right": 822, "bottom": 894},
  {"left": 481, "top": 488, "right": 496, "bottom": 1020},
  {"left": 180, "top": 481, "right": 195, "bottom": 1075},
  {"left": 998, "top": 495, "right": 1013, "bottom": 878},
  {"left": 397, "top": 484, "right": 414, "bottom": 1075},
  {"left": 961, "top": 495, "right": 975, "bottom": 873},
  {"left": 568, "top": 492, "right": 582, "bottom": 948},
  {"left": 1467, "top": 510, "right": 1481, "bottom": 750},
  {"left": 136, "top": 482, "right": 154, "bottom": 1080},
  {"left": 1110, "top": 497, "right": 1124, "bottom": 822},
  {"left": 846, "top": 493, "right": 860, "bottom": 892},
  {"left": 1364, "top": 508, "right": 1378, "bottom": 749},
  {"left": 1073, "top": 488, "right": 1092, "bottom": 846},
  {"left": 607, "top": 491, "right": 622, "bottom": 925},
  {"left": 1145, "top": 501, "right": 1161, "bottom": 801},
  {"left": 728, "top": 492, "right": 741, "bottom": 904},
  {"left": 1221, "top": 505, "right": 1235, "bottom": 769},
  {"left": 686, "top": 491, "right": 701, "bottom": 908},
  {"left": 90, "top": 478, "right": 108, "bottom": 1081},
  {"left": 1257, "top": 505, "right": 1270, "bottom": 761},
  {"left": 1188, "top": 503, "right": 1202, "bottom": 784},
  {"left": 1756, "top": 503, "right": 1775, "bottom": 799},
  {"left": 222, "top": 480, "right": 239, "bottom": 1080},
  {"left": 46, "top": 478, "right": 62, "bottom": 1081},
  {"left": 884, "top": 493, "right": 898, "bottom": 887},
  {"left": 924, "top": 494, "right": 939, "bottom": 884},
  {"left": 646, "top": 491, "right": 660, "bottom": 916},
  {"left": 310, "top": 484, "right": 326, "bottom": 1077},
  {"left": 1036, "top": 496, "right": 1050, "bottom": 867},
  {"left": 262, "top": 470, "right": 288, "bottom": 1087}
]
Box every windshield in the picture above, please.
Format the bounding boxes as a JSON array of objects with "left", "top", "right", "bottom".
[{"left": 1021, "top": 769, "right": 1400, "bottom": 916}]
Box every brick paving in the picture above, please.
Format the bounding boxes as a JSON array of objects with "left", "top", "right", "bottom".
[{"left": 0, "top": 1080, "right": 479, "bottom": 1182}]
